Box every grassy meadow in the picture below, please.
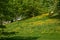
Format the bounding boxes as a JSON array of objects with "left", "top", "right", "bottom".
[{"left": 0, "top": 13, "right": 60, "bottom": 40}]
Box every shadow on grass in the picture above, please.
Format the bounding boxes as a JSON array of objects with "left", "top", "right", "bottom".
[
  {"left": 1, "top": 31, "right": 18, "bottom": 36},
  {"left": 0, "top": 25, "right": 6, "bottom": 29},
  {"left": 0, "top": 36, "right": 39, "bottom": 40},
  {"left": 0, "top": 25, "right": 6, "bottom": 33},
  {"left": 49, "top": 15, "right": 60, "bottom": 19}
]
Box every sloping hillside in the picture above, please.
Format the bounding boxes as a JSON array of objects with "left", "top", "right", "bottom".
[{"left": 3, "top": 13, "right": 60, "bottom": 40}]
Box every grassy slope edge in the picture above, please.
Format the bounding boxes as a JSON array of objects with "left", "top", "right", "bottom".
[{"left": 3, "top": 13, "right": 60, "bottom": 40}]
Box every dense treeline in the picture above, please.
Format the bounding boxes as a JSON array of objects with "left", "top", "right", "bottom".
[{"left": 0, "top": 0, "right": 59, "bottom": 25}]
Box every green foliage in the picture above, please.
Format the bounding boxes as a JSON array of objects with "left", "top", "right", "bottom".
[{"left": 0, "top": 0, "right": 59, "bottom": 24}]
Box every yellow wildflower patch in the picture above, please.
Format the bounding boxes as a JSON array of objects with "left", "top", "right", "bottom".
[
  {"left": 42, "top": 13, "right": 49, "bottom": 16},
  {"left": 29, "top": 21, "right": 45, "bottom": 26},
  {"left": 36, "top": 13, "right": 49, "bottom": 18}
]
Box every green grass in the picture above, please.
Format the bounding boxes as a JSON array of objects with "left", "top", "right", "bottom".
[{"left": 1, "top": 14, "right": 60, "bottom": 40}]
